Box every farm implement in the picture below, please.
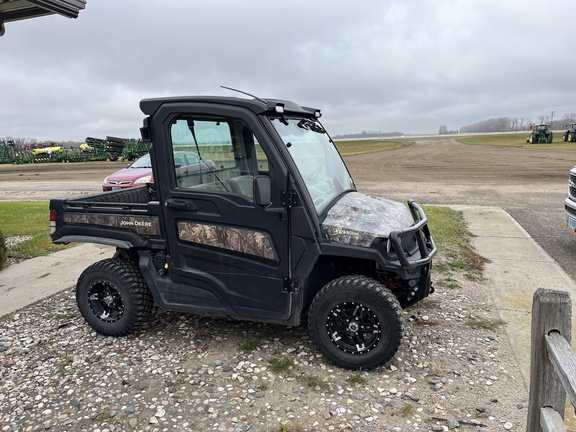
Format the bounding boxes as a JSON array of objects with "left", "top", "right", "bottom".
[{"left": 0, "top": 137, "right": 149, "bottom": 164}]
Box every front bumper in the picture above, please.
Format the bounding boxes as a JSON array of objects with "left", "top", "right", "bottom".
[
  {"left": 565, "top": 197, "right": 576, "bottom": 231},
  {"left": 387, "top": 200, "right": 437, "bottom": 269}
]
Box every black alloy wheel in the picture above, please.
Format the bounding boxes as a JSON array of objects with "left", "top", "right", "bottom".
[
  {"left": 308, "top": 276, "right": 404, "bottom": 370},
  {"left": 76, "top": 258, "right": 153, "bottom": 336}
]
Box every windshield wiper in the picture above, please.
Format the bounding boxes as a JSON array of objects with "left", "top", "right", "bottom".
[
  {"left": 187, "top": 119, "right": 231, "bottom": 192},
  {"left": 297, "top": 119, "right": 326, "bottom": 134}
]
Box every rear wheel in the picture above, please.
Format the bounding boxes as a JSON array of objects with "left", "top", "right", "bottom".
[
  {"left": 547, "top": 132, "right": 553, "bottom": 143},
  {"left": 76, "top": 258, "right": 154, "bottom": 336},
  {"left": 308, "top": 276, "right": 404, "bottom": 370},
  {"left": 569, "top": 132, "right": 574, "bottom": 142}
]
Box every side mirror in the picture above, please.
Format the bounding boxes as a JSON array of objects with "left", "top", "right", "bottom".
[{"left": 253, "top": 175, "right": 272, "bottom": 207}]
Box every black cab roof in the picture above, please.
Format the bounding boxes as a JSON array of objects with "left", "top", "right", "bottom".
[{"left": 139, "top": 95, "right": 320, "bottom": 118}]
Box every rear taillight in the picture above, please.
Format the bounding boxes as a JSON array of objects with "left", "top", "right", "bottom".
[{"left": 49, "top": 209, "right": 56, "bottom": 235}]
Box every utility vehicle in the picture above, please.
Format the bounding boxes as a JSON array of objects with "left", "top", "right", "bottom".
[{"left": 49, "top": 92, "right": 436, "bottom": 369}]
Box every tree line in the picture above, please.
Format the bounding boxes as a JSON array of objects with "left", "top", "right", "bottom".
[
  {"left": 454, "top": 112, "right": 576, "bottom": 134},
  {"left": 334, "top": 131, "right": 405, "bottom": 139}
]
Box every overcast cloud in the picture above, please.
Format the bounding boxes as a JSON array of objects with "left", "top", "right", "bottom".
[{"left": 0, "top": 0, "right": 574, "bottom": 141}]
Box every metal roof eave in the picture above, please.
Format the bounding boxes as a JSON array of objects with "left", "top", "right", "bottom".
[
  {"left": 0, "top": 0, "right": 86, "bottom": 22},
  {"left": 0, "top": 0, "right": 86, "bottom": 36},
  {"left": 28, "top": 0, "right": 86, "bottom": 19}
]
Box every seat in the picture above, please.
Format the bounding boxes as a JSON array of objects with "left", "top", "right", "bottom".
[{"left": 227, "top": 175, "right": 254, "bottom": 199}]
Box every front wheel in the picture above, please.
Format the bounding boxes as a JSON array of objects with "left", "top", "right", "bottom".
[
  {"left": 308, "top": 276, "right": 404, "bottom": 370},
  {"left": 76, "top": 258, "right": 154, "bottom": 336}
]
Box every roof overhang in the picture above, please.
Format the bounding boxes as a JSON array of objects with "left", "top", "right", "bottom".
[{"left": 0, "top": 0, "right": 86, "bottom": 36}]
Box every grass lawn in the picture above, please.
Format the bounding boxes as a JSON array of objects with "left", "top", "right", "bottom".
[
  {"left": 458, "top": 133, "right": 576, "bottom": 150},
  {"left": 334, "top": 139, "right": 413, "bottom": 155},
  {"left": 424, "top": 205, "right": 485, "bottom": 279},
  {"left": 0, "top": 201, "right": 70, "bottom": 261}
]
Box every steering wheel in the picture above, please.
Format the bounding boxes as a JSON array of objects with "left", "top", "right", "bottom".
[{"left": 304, "top": 166, "right": 323, "bottom": 184}]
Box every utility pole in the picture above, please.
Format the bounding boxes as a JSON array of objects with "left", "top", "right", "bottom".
[{"left": 550, "top": 110, "right": 556, "bottom": 128}]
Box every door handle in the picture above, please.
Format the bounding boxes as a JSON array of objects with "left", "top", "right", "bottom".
[{"left": 165, "top": 199, "right": 197, "bottom": 211}]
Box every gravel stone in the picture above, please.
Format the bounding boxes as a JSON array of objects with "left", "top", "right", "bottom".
[
  {"left": 0, "top": 255, "right": 529, "bottom": 431},
  {"left": 3, "top": 236, "right": 32, "bottom": 248}
]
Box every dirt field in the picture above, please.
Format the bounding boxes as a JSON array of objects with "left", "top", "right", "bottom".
[
  {"left": 0, "top": 161, "right": 121, "bottom": 201},
  {"left": 1, "top": 136, "right": 573, "bottom": 201}
]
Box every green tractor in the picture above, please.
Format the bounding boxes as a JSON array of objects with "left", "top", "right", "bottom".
[
  {"left": 563, "top": 123, "right": 576, "bottom": 142},
  {"left": 527, "top": 124, "right": 553, "bottom": 143},
  {"left": 0, "top": 140, "right": 16, "bottom": 164}
]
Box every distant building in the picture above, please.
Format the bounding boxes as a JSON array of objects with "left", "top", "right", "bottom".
[{"left": 0, "top": 0, "right": 86, "bottom": 36}]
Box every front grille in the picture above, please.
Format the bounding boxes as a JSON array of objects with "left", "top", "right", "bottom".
[
  {"left": 398, "top": 232, "right": 419, "bottom": 256},
  {"left": 570, "top": 173, "right": 576, "bottom": 197},
  {"left": 108, "top": 180, "right": 131, "bottom": 185},
  {"left": 566, "top": 203, "right": 576, "bottom": 217}
]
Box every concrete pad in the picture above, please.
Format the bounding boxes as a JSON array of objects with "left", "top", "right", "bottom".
[
  {"left": 456, "top": 205, "right": 576, "bottom": 389},
  {"left": 453, "top": 205, "right": 529, "bottom": 238},
  {"left": 473, "top": 236, "right": 556, "bottom": 262},
  {"left": 0, "top": 243, "right": 113, "bottom": 317}
]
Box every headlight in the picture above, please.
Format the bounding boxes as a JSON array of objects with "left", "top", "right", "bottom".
[
  {"left": 103, "top": 176, "right": 109, "bottom": 183},
  {"left": 134, "top": 175, "right": 152, "bottom": 184}
]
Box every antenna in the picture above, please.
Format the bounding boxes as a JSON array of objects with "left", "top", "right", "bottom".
[{"left": 220, "top": 86, "right": 266, "bottom": 104}]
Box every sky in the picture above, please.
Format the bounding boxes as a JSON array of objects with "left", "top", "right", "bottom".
[{"left": 0, "top": 0, "right": 575, "bottom": 142}]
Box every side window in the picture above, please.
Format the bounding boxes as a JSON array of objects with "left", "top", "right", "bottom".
[
  {"left": 174, "top": 154, "right": 187, "bottom": 167},
  {"left": 169, "top": 116, "right": 270, "bottom": 201}
]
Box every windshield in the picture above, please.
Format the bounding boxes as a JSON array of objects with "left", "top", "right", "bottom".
[
  {"left": 130, "top": 154, "right": 152, "bottom": 169},
  {"left": 271, "top": 117, "right": 355, "bottom": 214}
]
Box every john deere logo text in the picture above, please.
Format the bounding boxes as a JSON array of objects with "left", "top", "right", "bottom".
[{"left": 121, "top": 219, "right": 152, "bottom": 227}]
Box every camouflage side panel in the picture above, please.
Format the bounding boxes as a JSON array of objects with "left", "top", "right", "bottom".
[
  {"left": 64, "top": 214, "right": 160, "bottom": 236},
  {"left": 178, "top": 221, "right": 276, "bottom": 261},
  {"left": 322, "top": 192, "right": 414, "bottom": 247}
]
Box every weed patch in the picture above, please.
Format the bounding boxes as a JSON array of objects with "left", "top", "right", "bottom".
[
  {"left": 57, "top": 355, "right": 73, "bottom": 375},
  {"left": 54, "top": 312, "right": 76, "bottom": 320},
  {"left": 466, "top": 317, "right": 505, "bottom": 331},
  {"left": 36, "top": 339, "right": 55, "bottom": 349},
  {"left": 429, "top": 363, "right": 445, "bottom": 377},
  {"left": 238, "top": 339, "right": 261, "bottom": 353},
  {"left": 402, "top": 402, "right": 415, "bottom": 416},
  {"left": 347, "top": 371, "right": 367, "bottom": 385},
  {"left": 268, "top": 357, "right": 293, "bottom": 373},
  {"left": 277, "top": 422, "right": 305, "bottom": 432},
  {"left": 296, "top": 374, "right": 330, "bottom": 391},
  {"left": 435, "top": 277, "right": 461, "bottom": 290}
]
